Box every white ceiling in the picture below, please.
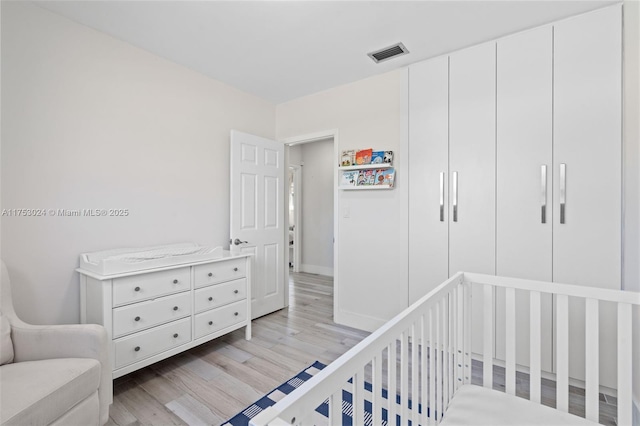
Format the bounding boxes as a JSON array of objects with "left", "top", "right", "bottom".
[{"left": 35, "top": 1, "right": 617, "bottom": 104}]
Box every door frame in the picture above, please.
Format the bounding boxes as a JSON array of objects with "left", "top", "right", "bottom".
[
  {"left": 281, "top": 129, "right": 339, "bottom": 309},
  {"left": 288, "top": 164, "right": 302, "bottom": 273}
]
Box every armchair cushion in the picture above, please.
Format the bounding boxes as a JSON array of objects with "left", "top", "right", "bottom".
[
  {"left": 0, "top": 313, "right": 13, "bottom": 365},
  {"left": 0, "top": 358, "right": 101, "bottom": 425}
]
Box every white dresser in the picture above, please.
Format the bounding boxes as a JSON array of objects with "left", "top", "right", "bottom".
[{"left": 78, "top": 251, "right": 252, "bottom": 378}]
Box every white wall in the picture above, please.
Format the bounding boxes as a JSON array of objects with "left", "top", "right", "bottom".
[
  {"left": 277, "top": 70, "right": 408, "bottom": 331},
  {"left": 0, "top": 2, "right": 275, "bottom": 325},
  {"left": 623, "top": 0, "right": 640, "bottom": 420},
  {"left": 289, "top": 145, "right": 303, "bottom": 166},
  {"left": 299, "top": 139, "right": 334, "bottom": 276}
]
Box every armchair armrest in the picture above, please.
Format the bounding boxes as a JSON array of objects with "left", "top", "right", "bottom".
[{"left": 10, "top": 320, "right": 113, "bottom": 425}]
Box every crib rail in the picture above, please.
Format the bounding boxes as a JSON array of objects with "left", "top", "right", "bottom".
[
  {"left": 465, "top": 273, "right": 640, "bottom": 425},
  {"left": 251, "top": 273, "right": 640, "bottom": 426}
]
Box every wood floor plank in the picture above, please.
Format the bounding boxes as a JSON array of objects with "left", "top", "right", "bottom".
[
  {"left": 176, "top": 353, "right": 226, "bottom": 381},
  {"left": 213, "top": 343, "right": 254, "bottom": 363},
  {"left": 208, "top": 371, "right": 264, "bottom": 406},
  {"left": 165, "top": 394, "right": 224, "bottom": 426},
  {"left": 223, "top": 335, "right": 307, "bottom": 373},
  {"left": 254, "top": 317, "right": 302, "bottom": 336},
  {"left": 116, "top": 380, "right": 186, "bottom": 425},
  {"left": 162, "top": 362, "right": 246, "bottom": 419},
  {"left": 198, "top": 351, "right": 279, "bottom": 394},
  {"left": 243, "top": 356, "right": 295, "bottom": 384},
  {"left": 131, "top": 369, "right": 186, "bottom": 405},
  {"left": 269, "top": 341, "right": 329, "bottom": 366},
  {"left": 108, "top": 395, "right": 139, "bottom": 426}
]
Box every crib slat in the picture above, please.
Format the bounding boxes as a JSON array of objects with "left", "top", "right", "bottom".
[
  {"left": 443, "top": 297, "right": 450, "bottom": 407},
  {"left": 329, "top": 389, "right": 342, "bottom": 425},
  {"left": 388, "top": 342, "right": 397, "bottom": 426},
  {"left": 456, "top": 285, "right": 464, "bottom": 390},
  {"left": 448, "top": 292, "right": 454, "bottom": 399},
  {"left": 435, "top": 302, "right": 442, "bottom": 421},
  {"left": 483, "top": 284, "right": 494, "bottom": 389},
  {"left": 585, "top": 298, "right": 599, "bottom": 422},
  {"left": 429, "top": 308, "right": 436, "bottom": 424},
  {"left": 373, "top": 353, "right": 383, "bottom": 426},
  {"left": 529, "top": 290, "right": 541, "bottom": 403},
  {"left": 401, "top": 330, "right": 409, "bottom": 424},
  {"left": 451, "top": 287, "right": 462, "bottom": 392},
  {"left": 556, "top": 294, "right": 569, "bottom": 413},
  {"left": 421, "top": 314, "right": 429, "bottom": 426},
  {"left": 505, "top": 287, "right": 516, "bottom": 396},
  {"left": 464, "top": 282, "right": 472, "bottom": 385},
  {"left": 411, "top": 323, "right": 418, "bottom": 424},
  {"left": 617, "top": 303, "right": 632, "bottom": 426},
  {"left": 353, "top": 366, "right": 364, "bottom": 426}
]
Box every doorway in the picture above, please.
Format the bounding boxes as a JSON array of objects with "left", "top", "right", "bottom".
[
  {"left": 288, "top": 164, "right": 301, "bottom": 272},
  {"left": 283, "top": 130, "right": 339, "bottom": 310}
]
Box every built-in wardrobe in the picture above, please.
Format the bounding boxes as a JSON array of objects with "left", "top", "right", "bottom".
[{"left": 408, "top": 5, "right": 621, "bottom": 389}]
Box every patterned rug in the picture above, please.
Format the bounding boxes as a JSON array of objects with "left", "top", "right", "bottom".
[
  {"left": 223, "top": 361, "right": 429, "bottom": 426},
  {"left": 223, "top": 361, "right": 326, "bottom": 426}
]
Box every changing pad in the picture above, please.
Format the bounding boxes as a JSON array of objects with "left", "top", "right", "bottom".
[{"left": 79, "top": 243, "right": 223, "bottom": 275}]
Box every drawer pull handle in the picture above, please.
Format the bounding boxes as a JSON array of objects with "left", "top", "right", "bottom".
[
  {"left": 173, "top": 279, "right": 179, "bottom": 284},
  {"left": 208, "top": 321, "right": 213, "bottom": 325},
  {"left": 173, "top": 333, "right": 179, "bottom": 338},
  {"left": 234, "top": 312, "right": 239, "bottom": 316},
  {"left": 134, "top": 286, "right": 141, "bottom": 292},
  {"left": 208, "top": 297, "right": 213, "bottom": 301},
  {"left": 208, "top": 272, "right": 213, "bottom": 277},
  {"left": 135, "top": 316, "right": 141, "bottom": 322},
  {"left": 173, "top": 306, "right": 178, "bottom": 311},
  {"left": 233, "top": 267, "right": 238, "bottom": 272},
  {"left": 134, "top": 346, "right": 140, "bottom": 352},
  {"left": 234, "top": 290, "right": 239, "bottom": 294}
]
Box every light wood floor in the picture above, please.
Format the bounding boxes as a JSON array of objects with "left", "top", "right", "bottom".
[
  {"left": 107, "top": 272, "right": 618, "bottom": 426},
  {"left": 107, "top": 272, "right": 369, "bottom": 426}
]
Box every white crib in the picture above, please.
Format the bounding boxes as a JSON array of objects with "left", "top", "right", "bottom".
[{"left": 251, "top": 273, "right": 639, "bottom": 426}]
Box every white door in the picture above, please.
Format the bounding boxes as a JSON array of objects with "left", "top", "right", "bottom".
[
  {"left": 494, "top": 25, "right": 553, "bottom": 372},
  {"left": 230, "top": 130, "right": 286, "bottom": 319},
  {"left": 408, "top": 56, "right": 450, "bottom": 304},
  {"left": 553, "top": 5, "right": 621, "bottom": 388},
  {"left": 449, "top": 42, "right": 496, "bottom": 279},
  {"left": 449, "top": 42, "right": 496, "bottom": 355}
]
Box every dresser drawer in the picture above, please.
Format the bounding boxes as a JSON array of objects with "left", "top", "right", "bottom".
[
  {"left": 113, "top": 267, "right": 190, "bottom": 307},
  {"left": 112, "top": 291, "right": 191, "bottom": 338},
  {"left": 194, "top": 259, "right": 246, "bottom": 288},
  {"left": 114, "top": 317, "right": 191, "bottom": 369},
  {"left": 194, "top": 300, "right": 247, "bottom": 339},
  {"left": 194, "top": 279, "right": 247, "bottom": 313}
]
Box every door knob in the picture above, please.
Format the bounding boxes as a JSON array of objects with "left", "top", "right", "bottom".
[{"left": 233, "top": 238, "right": 248, "bottom": 246}]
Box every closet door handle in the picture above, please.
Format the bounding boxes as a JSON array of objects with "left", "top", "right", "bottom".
[
  {"left": 439, "top": 172, "right": 445, "bottom": 222},
  {"left": 541, "top": 165, "right": 547, "bottom": 224},
  {"left": 560, "top": 164, "right": 566, "bottom": 224},
  {"left": 452, "top": 171, "right": 458, "bottom": 222}
]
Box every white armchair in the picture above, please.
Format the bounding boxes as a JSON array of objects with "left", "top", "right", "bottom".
[{"left": 0, "top": 261, "right": 112, "bottom": 425}]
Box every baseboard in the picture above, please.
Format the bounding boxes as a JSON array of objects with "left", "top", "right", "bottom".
[
  {"left": 300, "top": 264, "right": 334, "bottom": 277},
  {"left": 334, "top": 308, "right": 385, "bottom": 333}
]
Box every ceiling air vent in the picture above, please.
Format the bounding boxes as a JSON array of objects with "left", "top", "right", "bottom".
[{"left": 368, "top": 43, "right": 409, "bottom": 63}]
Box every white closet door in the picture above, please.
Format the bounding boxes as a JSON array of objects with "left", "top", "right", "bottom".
[
  {"left": 449, "top": 42, "right": 496, "bottom": 355},
  {"left": 408, "top": 57, "right": 449, "bottom": 304},
  {"left": 495, "top": 26, "right": 553, "bottom": 371},
  {"left": 554, "top": 5, "right": 621, "bottom": 387}
]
